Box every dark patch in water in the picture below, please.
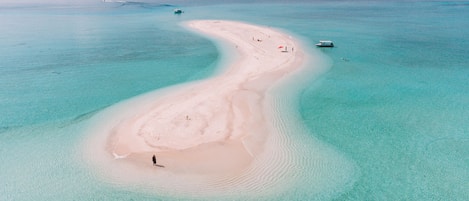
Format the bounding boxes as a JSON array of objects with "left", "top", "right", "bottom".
[
  {"left": 438, "top": 2, "right": 469, "bottom": 7},
  {"left": 119, "top": 1, "right": 176, "bottom": 9},
  {"left": 72, "top": 106, "right": 108, "bottom": 123},
  {"left": 0, "top": 126, "right": 9, "bottom": 134},
  {"left": 55, "top": 106, "right": 109, "bottom": 129}
]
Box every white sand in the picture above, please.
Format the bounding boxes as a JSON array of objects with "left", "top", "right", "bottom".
[
  {"left": 105, "top": 20, "right": 305, "bottom": 175},
  {"left": 82, "top": 20, "right": 341, "bottom": 197}
]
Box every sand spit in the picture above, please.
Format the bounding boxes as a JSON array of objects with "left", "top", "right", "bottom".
[
  {"left": 82, "top": 20, "right": 355, "bottom": 198},
  {"left": 108, "top": 20, "right": 304, "bottom": 173}
]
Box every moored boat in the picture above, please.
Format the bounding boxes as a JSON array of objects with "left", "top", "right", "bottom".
[{"left": 315, "top": 40, "right": 334, "bottom": 47}]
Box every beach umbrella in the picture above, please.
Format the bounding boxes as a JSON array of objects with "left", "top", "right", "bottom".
[{"left": 278, "top": 45, "right": 283, "bottom": 48}]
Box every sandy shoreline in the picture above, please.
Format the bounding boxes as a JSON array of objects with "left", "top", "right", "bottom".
[
  {"left": 84, "top": 20, "right": 314, "bottom": 196},
  {"left": 107, "top": 20, "right": 305, "bottom": 174}
]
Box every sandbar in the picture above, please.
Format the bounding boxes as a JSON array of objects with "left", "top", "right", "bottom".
[
  {"left": 107, "top": 20, "right": 305, "bottom": 174},
  {"left": 84, "top": 20, "right": 311, "bottom": 196}
]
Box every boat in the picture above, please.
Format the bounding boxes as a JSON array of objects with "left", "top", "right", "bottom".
[
  {"left": 315, "top": 40, "right": 334, "bottom": 47},
  {"left": 174, "top": 9, "right": 183, "bottom": 14}
]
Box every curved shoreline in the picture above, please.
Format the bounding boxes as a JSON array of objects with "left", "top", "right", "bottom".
[
  {"left": 82, "top": 20, "right": 355, "bottom": 198},
  {"left": 108, "top": 20, "right": 305, "bottom": 172}
]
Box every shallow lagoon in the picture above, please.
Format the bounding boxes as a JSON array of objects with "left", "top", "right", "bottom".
[{"left": 1, "top": 1, "right": 468, "bottom": 200}]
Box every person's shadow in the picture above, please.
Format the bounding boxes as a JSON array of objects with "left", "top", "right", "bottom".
[{"left": 152, "top": 155, "right": 165, "bottom": 168}]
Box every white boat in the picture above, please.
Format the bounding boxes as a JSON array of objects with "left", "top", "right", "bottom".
[
  {"left": 315, "top": 40, "right": 334, "bottom": 47},
  {"left": 174, "top": 9, "right": 183, "bottom": 14}
]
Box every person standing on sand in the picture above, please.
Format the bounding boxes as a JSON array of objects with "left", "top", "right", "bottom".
[{"left": 152, "top": 154, "right": 157, "bottom": 166}]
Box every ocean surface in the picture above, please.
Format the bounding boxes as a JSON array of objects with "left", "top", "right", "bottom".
[{"left": 1, "top": 0, "right": 468, "bottom": 200}]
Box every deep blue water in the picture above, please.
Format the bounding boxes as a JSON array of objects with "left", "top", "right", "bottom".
[{"left": 1, "top": 1, "right": 468, "bottom": 200}]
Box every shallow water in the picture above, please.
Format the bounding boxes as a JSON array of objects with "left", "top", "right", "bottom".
[{"left": 1, "top": 1, "right": 468, "bottom": 200}]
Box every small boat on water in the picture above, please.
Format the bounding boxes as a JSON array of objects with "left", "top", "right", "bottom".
[
  {"left": 174, "top": 9, "right": 183, "bottom": 14},
  {"left": 315, "top": 40, "right": 334, "bottom": 47}
]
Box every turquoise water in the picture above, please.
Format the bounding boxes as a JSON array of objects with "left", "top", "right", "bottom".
[{"left": 1, "top": 1, "right": 468, "bottom": 200}]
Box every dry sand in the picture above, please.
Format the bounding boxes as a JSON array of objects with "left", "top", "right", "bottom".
[
  {"left": 105, "top": 20, "right": 306, "bottom": 175},
  {"left": 83, "top": 20, "right": 318, "bottom": 197}
]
